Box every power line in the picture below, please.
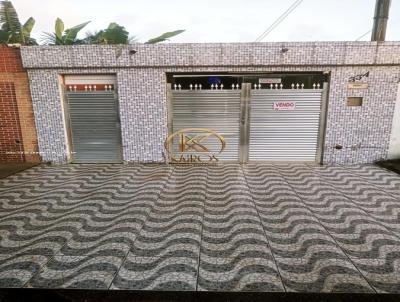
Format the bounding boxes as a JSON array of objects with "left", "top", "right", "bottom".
[
  {"left": 355, "top": 29, "right": 372, "bottom": 41},
  {"left": 255, "top": 0, "right": 304, "bottom": 42},
  {"left": 255, "top": 0, "right": 303, "bottom": 42},
  {"left": 355, "top": 18, "right": 399, "bottom": 41}
]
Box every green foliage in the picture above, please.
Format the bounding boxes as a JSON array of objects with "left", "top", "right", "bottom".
[
  {"left": 64, "top": 21, "right": 90, "bottom": 44},
  {"left": 21, "top": 17, "right": 36, "bottom": 45},
  {"left": 0, "top": 0, "right": 20, "bottom": 32},
  {"left": 0, "top": 0, "right": 36, "bottom": 45},
  {"left": 54, "top": 18, "right": 63, "bottom": 41},
  {"left": 22, "top": 17, "right": 34, "bottom": 38},
  {"left": 0, "top": 0, "right": 185, "bottom": 46},
  {"left": 146, "top": 30, "right": 185, "bottom": 44},
  {"left": 42, "top": 19, "right": 90, "bottom": 45},
  {"left": 84, "top": 22, "right": 134, "bottom": 45},
  {"left": 84, "top": 24, "right": 184, "bottom": 45}
]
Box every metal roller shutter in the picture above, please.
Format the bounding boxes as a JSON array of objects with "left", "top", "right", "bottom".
[
  {"left": 249, "top": 89, "right": 323, "bottom": 161},
  {"left": 171, "top": 90, "right": 241, "bottom": 161},
  {"left": 66, "top": 91, "right": 122, "bottom": 163}
]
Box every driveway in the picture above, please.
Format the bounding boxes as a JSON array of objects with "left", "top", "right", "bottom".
[{"left": 0, "top": 163, "right": 399, "bottom": 293}]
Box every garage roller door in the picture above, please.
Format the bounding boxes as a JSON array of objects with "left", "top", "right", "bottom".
[
  {"left": 66, "top": 91, "right": 122, "bottom": 163},
  {"left": 171, "top": 90, "right": 241, "bottom": 161},
  {"left": 249, "top": 89, "right": 323, "bottom": 161}
]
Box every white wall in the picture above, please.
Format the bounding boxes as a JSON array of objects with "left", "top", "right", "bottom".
[{"left": 388, "top": 83, "right": 400, "bottom": 159}]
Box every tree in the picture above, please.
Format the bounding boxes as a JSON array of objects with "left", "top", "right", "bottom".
[
  {"left": 41, "top": 18, "right": 90, "bottom": 45},
  {"left": 0, "top": 0, "right": 185, "bottom": 46},
  {"left": 84, "top": 22, "right": 135, "bottom": 45},
  {"left": 0, "top": 0, "right": 36, "bottom": 45},
  {"left": 84, "top": 23, "right": 184, "bottom": 45}
]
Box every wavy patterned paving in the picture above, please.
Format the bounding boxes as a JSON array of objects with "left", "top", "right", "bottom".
[
  {"left": 0, "top": 163, "right": 399, "bottom": 293},
  {"left": 198, "top": 164, "right": 283, "bottom": 291},
  {"left": 28, "top": 255, "right": 123, "bottom": 289},
  {"left": 272, "top": 163, "right": 400, "bottom": 293},
  {"left": 112, "top": 165, "right": 206, "bottom": 290}
]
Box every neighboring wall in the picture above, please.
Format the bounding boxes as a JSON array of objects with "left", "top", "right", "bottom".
[
  {"left": 388, "top": 83, "right": 400, "bottom": 159},
  {"left": 20, "top": 42, "right": 400, "bottom": 164},
  {"left": 0, "top": 45, "right": 39, "bottom": 163}
]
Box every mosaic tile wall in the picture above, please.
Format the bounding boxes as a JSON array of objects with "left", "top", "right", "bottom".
[
  {"left": 21, "top": 42, "right": 400, "bottom": 68},
  {"left": 21, "top": 42, "right": 400, "bottom": 164},
  {"left": 117, "top": 69, "right": 167, "bottom": 162},
  {"left": 26, "top": 68, "right": 169, "bottom": 164}
]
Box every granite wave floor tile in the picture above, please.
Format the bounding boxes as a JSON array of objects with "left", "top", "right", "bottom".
[
  {"left": 59, "top": 229, "right": 135, "bottom": 257},
  {"left": 275, "top": 255, "right": 374, "bottom": 293},
  {"left": 0, "top": 163, "right": 399, "bottom": 293},
  {"left": 0, "top": 229, "right": 71, "bottom": 256},
  {"left": 131, "top": 225, "right": 202, "bottom": 258},
  {"left": 130, "top": 166, "right": 206, "bottom": 259},
  {"left": 0, "top": 254, "right": 50, "bottom": 288},
  {"left": 198, "top": 255, "right": 283, "bottom": 291},
  {"left": 0, "top": 165, "right": 172, "bottom": 219},
  {"left": 111, "top": 254, "right": 197, "bottom": 290},
  {"left": 341, "top": 165, "right": 400, "bottom": 198},
  {"left": 203, "top": 167, "right": 271, "bottom": 259},
  {"left": 351, "top": 256, "right": 400, "bottom": 293},
  {"left": 201, "top": 208, "right": 272, "bottom": 259},
  {"left": 310, "top": 206, "right": 400, "bottom": 259},
  {"left": 27, "top": 255, "right": 123, "bottom": 289},
  {"left": 200, "top": 166, "right": 282, "bottom": 291},
  {"left": 276, "top": 166, "right": 400, "bottom": 262}
]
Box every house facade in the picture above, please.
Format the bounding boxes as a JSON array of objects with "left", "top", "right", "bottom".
[{"left": 20, "top": 42, "right": 400, "bottom": 164}]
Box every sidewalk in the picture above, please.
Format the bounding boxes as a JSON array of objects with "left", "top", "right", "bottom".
[
  {"left": 0, "top": 163, "right": 399, "bottom": 293},
  {"left": 0, "top": 163, "right": 38, "bottom": 179}
]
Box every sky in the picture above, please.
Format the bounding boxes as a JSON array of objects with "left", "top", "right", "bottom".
[{"left": 10, "top": 0, "right": 400, "bottom": 43}]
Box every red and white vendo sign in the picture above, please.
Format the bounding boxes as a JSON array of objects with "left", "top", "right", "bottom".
[{"left": 273, "top": 101, "right": 296, "bottom": 110}]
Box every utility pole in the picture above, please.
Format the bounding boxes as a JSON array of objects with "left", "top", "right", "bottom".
[{"left": 371, "top": 0, "right": 391, "bottom": 41}]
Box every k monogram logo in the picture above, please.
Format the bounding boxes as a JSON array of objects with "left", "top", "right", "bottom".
[
  {"left": 178, "top": 132, "right": 214, "bottom": 152},
  {"left": 164, "top": 128, "right": 226, "bottom": 163}
]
